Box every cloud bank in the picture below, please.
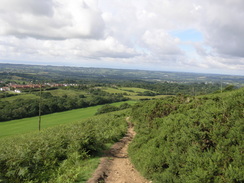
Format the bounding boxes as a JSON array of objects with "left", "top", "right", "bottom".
[{"left": 0, "top": 0, "right": 243, "bottom": 75}]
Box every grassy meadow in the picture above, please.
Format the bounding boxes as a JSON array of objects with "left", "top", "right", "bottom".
[
  {"left": 0, "top": 101, "right": 136, "bottom": 138},
  {"left": 128, "top": 94, "right": 169, "bottom": 100},
  {"left": 46, "top": 89, "right": 87, "bottom": 97},
  {"left": 120, "top": 87, "right": 152, "bottom": 92},
  {"left": 102, "top": 86, "right": 168, "bottom": 100},
  {"left": 102, "top": 86, "right": 153, "bottom": 94}
]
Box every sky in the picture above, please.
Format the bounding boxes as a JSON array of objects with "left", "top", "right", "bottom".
[{"left": 0, "top": 0, "right": 244, "bottom": 75}]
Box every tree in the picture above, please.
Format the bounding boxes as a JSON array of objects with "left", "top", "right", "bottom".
[{"left": 95, "top": 104, "right": 119, "bottom": 115}]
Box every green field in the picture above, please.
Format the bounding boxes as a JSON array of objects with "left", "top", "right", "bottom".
[
  {"left": 1, "top": 93, "right": 39, "bottom": 102},
  {"left": 102, "top": 87, "right": 128, "bottom": 94},
  {"left": 102, "top": 87, "right": 168, "bottom": 100},
  {"left": 46, "top": 89, "right": 87, "bottom": 97},
  {"left": 103, "top": 87, "right": 153, "bottom": 94},
  {"left": 120, "top": 87, "right": 152, "bottom": 93},
  {"left": 0, "top": 101, "right": 136, "bottom": 138},
  {"left": 128, "top": 94, "right": 168, "bottom": 100}
]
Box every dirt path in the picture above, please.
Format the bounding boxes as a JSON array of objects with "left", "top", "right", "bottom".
[{"left": 87, "top": 117, "right": 151, "bottom": 183}]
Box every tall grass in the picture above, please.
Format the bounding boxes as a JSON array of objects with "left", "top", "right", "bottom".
[{"left": 0, "top": 110, "right": 128, "bottom": 182}]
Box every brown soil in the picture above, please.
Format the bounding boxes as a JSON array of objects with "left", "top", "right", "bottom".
[{"left": 87, "top": 117, "right": 151, "bottom": 183}]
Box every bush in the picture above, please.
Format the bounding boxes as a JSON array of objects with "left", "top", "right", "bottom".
[
  {"left": 119, "top": 103, "right": 131, "bottom": 110},
  {"left": 0, "top": 111, "right": 128, "bottom": 182},
  {"left": 95, "top": 104, "right": 119, "bottom": 115},
  {"left": 129, "top": 88, "right": 244, "bottom": 182},
  {"left": 95, "top": 103, "right": 131, "bottom": 115}
]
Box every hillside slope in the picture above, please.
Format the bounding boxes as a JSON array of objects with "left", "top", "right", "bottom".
[
  {"left": 0, "top": 111, "right": 128, "bottom": 183},
  {"left": 129, "top": 88, "right": 244, "bottom": 183}
]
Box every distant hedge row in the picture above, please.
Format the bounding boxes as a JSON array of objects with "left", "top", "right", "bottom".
[
  {"left": 0, "top": 90, "right": 128, "bottom": 122},
  {"left": 129, "top": 88, "right": 244, "bottom": 183}
]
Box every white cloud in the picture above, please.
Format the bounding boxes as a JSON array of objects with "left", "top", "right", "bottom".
[
  {"left": 142, "top": 30, "right": 182, "bottom": 56},
  {"left": 87, "top": 36, "right": 138, "bottom": 58},
  {"left": 0, "top": 35, "right": 138, "bottom": 61},
  {"left": 0, "top": 0, "right": 105, "bottom": 39},
  {"left": 0, "top": 0, "right": 244, "bottom": 75},
  {"left": 204, "top": 56, "right": 244, "bottom": 71},
  {"left": 197, "top": 0, "right": 244, "bottom": 58},
  {"left": 0, "top": 0, "right": 54, "bottom": 16}
]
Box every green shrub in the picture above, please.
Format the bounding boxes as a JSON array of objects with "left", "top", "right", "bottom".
[
  {"left": 129, "top": 88, "right": 244, "bottom": 183},
  {"left": 0, "top": 111, "right": 128, "bottom": 182},
  {"left": 95, "top": 104, "right": 119, "bottom": 115}
]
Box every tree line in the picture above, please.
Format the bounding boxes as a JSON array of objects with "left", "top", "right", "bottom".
[{"left": 0, "top": 89, "right": 128, "bottom": 122}]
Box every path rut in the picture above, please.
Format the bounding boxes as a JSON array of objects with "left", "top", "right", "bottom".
[{"left": 87, "top": 117, "right": 151, "bottom": 183}]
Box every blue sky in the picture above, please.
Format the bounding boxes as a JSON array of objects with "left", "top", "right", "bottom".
[
  {"left": 0, "top": 0, "right": 243, "bottom": 75},
  {"left": 171, "top": 29, "right": 203, "bottom": 42}
]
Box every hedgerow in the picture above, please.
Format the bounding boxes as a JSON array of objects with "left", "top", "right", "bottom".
[
  {"left": 0, "top": 111, "right": 128, "bottom": 183},
  {"left": 129, "top": 88, "right": 244, "bottom": 183}
]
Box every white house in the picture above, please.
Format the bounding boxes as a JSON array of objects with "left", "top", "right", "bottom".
[{"left": 14, "top": 89, "right": 21, "bottom": 93}]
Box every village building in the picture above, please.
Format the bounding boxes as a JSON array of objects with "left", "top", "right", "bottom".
[{"left": 0, "top": 87, "right": 10, "bottom": 91}]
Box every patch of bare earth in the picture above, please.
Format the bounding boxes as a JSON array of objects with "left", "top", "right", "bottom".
[{"left": 87, "top": 117, "right": 151, "bottom": 183}]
